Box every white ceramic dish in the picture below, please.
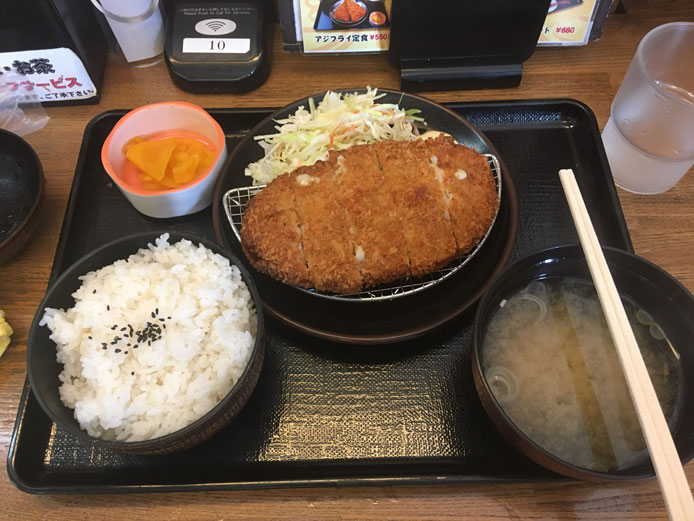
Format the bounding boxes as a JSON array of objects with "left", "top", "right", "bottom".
[{"left": 101, "top": 102, "right": 227, "bottom": 218}]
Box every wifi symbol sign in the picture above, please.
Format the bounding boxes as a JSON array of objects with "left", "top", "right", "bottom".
[
  {"left": 195, "top": 18, "right": 236, "bottom": 36},
  {"left": 206, "top": 20, "right": 226, "bottom": 32}
]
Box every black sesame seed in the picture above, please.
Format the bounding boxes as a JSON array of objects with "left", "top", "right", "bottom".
[
  {"left": 120, "top": 326, "right": 126, "bottom": 331},
  {"left": 167, "top": 316, "right": 171, "bottom": 320},
  {"left": 155, "top": 308, "right": 159, "bottom": 315},
  {"left": 163, "top": 324, "right": 166, "bottom": 329},
  {"left": 115, "top": 348, "right": 121, "bottom": 353},
  {"left": 124, "top": 351, "right": 128, "bottom": 354},
  {"left": 131, "top": 371, "right": 134, "bottom": 376},
  {"left": 102, "top": 342, "right": 107, "bottom": 347},
  {"left": 107, "top": 305, "right": 110, "bottom": 311},
  {"left": 93, "top": 289, "right": 96, "bottom": 294},
  {"left": 151, "top": 311, "right": 155, "bottom": 318},
  {"left": 102, "top": 346, "right": 107, "bottom": 350},
  {"left": 88, "top": 336, "right": 92, "bottom": 340},
  {"left": 134, "top": 344, "right": 139, "bottom": 349},
  {"left": 159, "top": 318, "right": 165, "bottom": 322}
]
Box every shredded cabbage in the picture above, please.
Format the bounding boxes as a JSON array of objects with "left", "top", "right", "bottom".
[{"left": 244, "top": 87, "right": 426, "bottom": 185}]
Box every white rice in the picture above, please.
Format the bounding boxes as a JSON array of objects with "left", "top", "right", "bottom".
[{"left": 39, "top": 233, "right": 257, "bottom": 442}]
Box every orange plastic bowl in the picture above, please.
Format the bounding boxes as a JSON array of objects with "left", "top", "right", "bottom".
[{"left": 102, "top": 102, "right": 227, "bottom": 219}]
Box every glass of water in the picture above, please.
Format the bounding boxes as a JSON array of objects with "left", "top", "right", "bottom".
[{"left": 602, "top": 22, "right": 694, "bottom": 194}]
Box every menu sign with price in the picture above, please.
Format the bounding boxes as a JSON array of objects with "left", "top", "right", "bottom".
[
  {"left": 299, "top": 0, "right": 392, "bottom": 53},
  {"left": 538, "top": 0, "right": 601, "bottom": 46}
]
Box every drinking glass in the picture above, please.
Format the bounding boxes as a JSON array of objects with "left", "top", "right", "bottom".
[
  {"left": 91, "top": 0, "right": 165, "bottom": 68},
  {"left": 602, "top": 22, "right": 694, "bottom": 194}
]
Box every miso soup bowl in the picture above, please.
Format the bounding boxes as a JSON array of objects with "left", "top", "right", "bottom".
[
  {"left": 101, "top": 102, "right": 227, "bottom": 219},
  {"left": 472, "top": 245, "right": 694, "bottom": 481}
]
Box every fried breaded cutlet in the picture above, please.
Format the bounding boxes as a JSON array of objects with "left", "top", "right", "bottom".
[
  {"left": 344, "top": 0, "right": 365, "bottom": 21},
  {"left": 374, "top": 140, "right": 458, "bottom": 277},
  {"left": 424, "top": 135, "right": 499, "bottom": 256},
  {"left": 240, "top": 173, "right": 311, "bottom": 288},
  {"left": 328, "top": 145, "right": 411, "bottom": 287},
  {"left": 333, "top": 2, "right": 350, "bottom": 23},
  {"left": 239, "top": 135, "right": 499, "bottom": 294},
  {"left": 289, "top": 161, "right": 363, "bottom": 294}
]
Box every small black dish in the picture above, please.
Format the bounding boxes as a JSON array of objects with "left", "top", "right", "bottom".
[
  {"left": 0, "top": 129, "right": 45, "bottom": 263},
  {"left": 26, "top": 231, "right": 265, "bottom": 455},
  {"left": 472, "top": 245, "right": 694, "bottom": 481}
]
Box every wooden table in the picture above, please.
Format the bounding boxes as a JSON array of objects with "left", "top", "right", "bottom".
[{"left": 2, "top": 1, "right": 692, "bottom": 519}]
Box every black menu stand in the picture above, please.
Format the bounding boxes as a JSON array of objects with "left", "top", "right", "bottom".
[{"left": 389, "top": 0, "right": 550, "bottom": 91}]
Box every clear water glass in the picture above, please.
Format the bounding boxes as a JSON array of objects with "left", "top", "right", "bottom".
[{"left": 602, "top": 22, "right": 694, "bottom": 194}]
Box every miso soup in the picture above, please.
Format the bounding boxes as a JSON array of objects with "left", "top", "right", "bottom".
[{"left": 482, "top": 277, "right": 682, "bottom": 472}]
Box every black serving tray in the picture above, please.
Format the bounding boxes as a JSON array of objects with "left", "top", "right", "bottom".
[{"left": 8, "top": 99, "right": 632, "bottom": 493}]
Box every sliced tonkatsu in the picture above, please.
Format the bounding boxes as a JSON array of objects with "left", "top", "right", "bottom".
[
  {"left": 239, "top": 136, "right": 499, "bottom": 294},
  {"left": 372, "top": 139, "right": 458, "bottom": 277},
  {"left": 289, "top": 160, "right": 363, "bottom": 294},
  {"left": 240, "top": 173, "right": 311, "bottom": 288},
  {"left": 328, "top": 145, "right": 411, "bottom": 287},
  {"left": 423, "top": 135, "right": 499, "bottom": 256}
]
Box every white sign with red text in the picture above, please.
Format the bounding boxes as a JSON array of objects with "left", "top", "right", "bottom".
[{"left": 0, "top": 47, "right": 97, "bottom": 103}]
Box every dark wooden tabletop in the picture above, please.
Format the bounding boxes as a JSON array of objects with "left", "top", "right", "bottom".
[{"left": 1, "top": 1, "right": 692, "bottom": 518}]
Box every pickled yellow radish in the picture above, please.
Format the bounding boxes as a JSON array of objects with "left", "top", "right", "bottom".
[
  {"left": 172, "top": 153, "right": 200, "bottom": 184},
  {"left": 123, "top": 132, "right": 217, "bottom": 191},
  {"left": 126, "top": 138, "right": 178, "bottom": 181}
]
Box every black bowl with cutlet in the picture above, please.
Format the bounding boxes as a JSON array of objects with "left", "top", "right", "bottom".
[{"left": 213, "top": 88, "right": 518, "bottom": 345}]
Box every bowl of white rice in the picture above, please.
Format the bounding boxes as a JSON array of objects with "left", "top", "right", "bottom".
[{"left": 27, "top": 231, "right": 264, "bottom": 454}]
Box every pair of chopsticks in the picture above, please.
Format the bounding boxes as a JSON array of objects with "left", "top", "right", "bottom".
[{"left": 559, "top": 169, "right": 694, "bottom": 521}]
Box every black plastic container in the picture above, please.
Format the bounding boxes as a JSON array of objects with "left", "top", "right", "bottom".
[
  {"left": 164, "top": 1, "right": 271, "bottom": 93},
  {"left": 9, "top": 99, "right": 635, "bottom": 493}
]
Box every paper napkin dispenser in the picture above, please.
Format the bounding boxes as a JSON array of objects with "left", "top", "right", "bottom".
[{"left": 389, "top": 0, "right": 550, "bottom": 91}]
